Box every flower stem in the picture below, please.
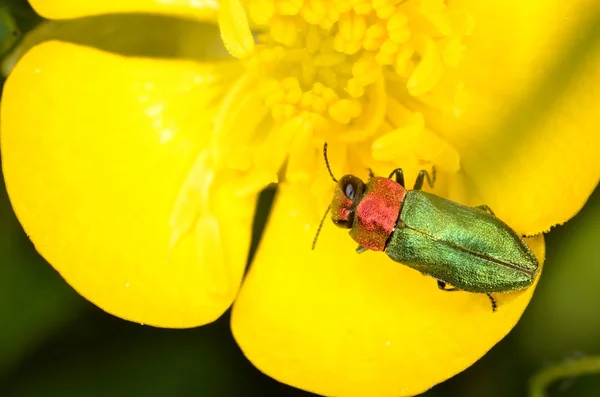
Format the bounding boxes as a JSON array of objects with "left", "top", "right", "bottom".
[{"left": 529, "top": 356, "right": 600, "bottom": 397}]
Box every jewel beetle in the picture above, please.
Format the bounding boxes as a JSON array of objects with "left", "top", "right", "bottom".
[{"left": 313, "top": 143, "right": 539, "bottom": 311}]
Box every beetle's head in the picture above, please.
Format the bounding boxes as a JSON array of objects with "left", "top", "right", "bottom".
[{"left": 330, "top": 174, "right": 366, "bottom": 229}]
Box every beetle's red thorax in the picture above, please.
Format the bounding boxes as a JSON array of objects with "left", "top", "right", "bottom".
[{"left": 349, "top": 177, "right": 407, "bottom": 251}]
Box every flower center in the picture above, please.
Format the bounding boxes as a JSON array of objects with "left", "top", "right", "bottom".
[
  {"left": 220, "top": 0, "right": 470, "bottom": 177},
  {"left": 170, "top": 0, "right": 475, "bottom": 274},
  {"left": 249, "top": 0, "right": 470, "bottom": 118}
]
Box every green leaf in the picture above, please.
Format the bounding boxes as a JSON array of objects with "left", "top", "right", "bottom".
[
  {"left": 2, "top": 315, "right": 260, "bottom": 397},
  {"left": 0, "top": 170, "right": 85, "bottom": 377}
]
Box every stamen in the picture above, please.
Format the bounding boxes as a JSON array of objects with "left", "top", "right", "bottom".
[{"left": 212, "top": 0, "right": 474, "bottom": 223}]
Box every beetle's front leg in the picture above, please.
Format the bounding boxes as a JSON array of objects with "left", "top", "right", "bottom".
[
  {"left": 356, "top": 245, "right": 368, "bottom": 253},
  {"left": 437, "top": 280, "right": 459, "bottom": 291},
  {"left": 388, "top": 168, "right": 405, "bottom": 187},
  {"left": 413, "top": 167, "right": 436, "bottom": 190}
]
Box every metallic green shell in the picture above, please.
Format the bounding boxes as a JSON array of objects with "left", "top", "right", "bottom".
[{"left": 385, "top": 191, "right": 539, "bottom": 293}]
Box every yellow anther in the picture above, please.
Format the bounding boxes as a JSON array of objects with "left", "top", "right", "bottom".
[
  {"left": 281, "top": 77, "right": 300, "bottom": 90},
  {"left": 328, "top": 99, "right": 362, "bottom": 124},
  {"left": 311, "top": 96, "right": 327, "bottom": 113},
  {"left": 271, "top": 104, "right": 285, "bottom": 121},
  {"left": 271, "top": 16, "right": 299, "bottom": 46},
  {"left": 300, "top": 0, "right": 327, "bottom": 25},
  {"left": 363, "top": 22, "right": 386, "bottom": 51},
  {"left": 375, "top": 4, "right": 395, "bottom": 19},
  {"left": 283, "top": 103, "right": 298, "bottom": 119},
  {"left": 337, "top": 13, "right": 352, "bottom": 41},
  {"left": 281, "top": 48, "right": 305, "bottom": 63},
  {"left": 387, "top": 12, "right": 411, "bottom": 44},
  {"left": 321, "top": 6, "right": 340, "bottom": 29},
  {"left": 333, "top": 35, "right": 362, "bottom": 55},
  {"left": 352, "top": 53, "right": 379, "bottom": 86},
  {"left": 319, "top": 38, "right": 335, "bottom": 54},
  {"left": 375, "top": 52, "right": 394, "bottom": 66},
  {"left": 380, "top": 38, "right": 400, "bottom": 55},
  {"left": 300, "top": 91, "right": 316, "bottom": 108},
  {"left": 308, "top": 112, "right": 329, "bottom": 132},
  {"left": 376, "top": 38, "right": 400, "bottom": 65},
  {"left": 305, "top": 25, "right": 322, "bottom": 54},
  {"left": 298, "top": 109, "right": 312, "bottom": 120},
  {"left": 320, "top": 86, "right": 338, "bottom": 104},
  {"left": 285, "top": 86, "right": 303, "bottom": 104},
  {"left": 394, "top": 45, "right": 415, "bottom": 77},
  {"left": 353, "top": 0, "right": 373, "bottom": 15},
  {"left": 314, "top": 53, "right": 347, "bottom": 67},
  {"left": 352, "top": 16, "right": 367, "bottom": 42},
  {"left": 276, "top": 0, "right": 303, "bottom": 16},
  {"left": 259, "top": 46, "right": 285, "bottom": 63},
  {"left": 301, "top": 58, "right": 317, "bottom": 86},
  {"left": 265, "top": 89, "right": 285, "bottom": 107},
  {"left": 339, "top": 12, "right": 367, "bottom": 43},
  {"left": 271, "top": 103, "right": 298, "bottom": 121},
  {"left": 317, "top": 68, "right": 339, "bottom": 90},
  {"left": 346, "top": 78, "right": 364, "bottom": 98},
  {"left": 371, "top": 0, "right": 388, "bottom": 7},
  {"left": 248, "top": 0, "right": 275, "bottom": 24},
  {"left": 333, "top": 0, "right": 353, "bottom": 13},
  {"left": 258, "top": 79, "right": 282, "bottom": 98},
  {"left": 312, "top": 82, "right": 325, "bottom": 95},
  {"left": 407, "top": 34, "right": 443, "bottom": 96}
]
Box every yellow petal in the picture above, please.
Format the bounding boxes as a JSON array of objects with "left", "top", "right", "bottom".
[
  {"left": 232, "top": 182, "right": 545, "bottom": 397},
  {"left": 432, "top": 1, "right": 600, "bottom": 234},
  {"left": 29, "top": 0, "right": 218, "bottom": 21},
  {"left": 1, "top": 41, "right": 252, "bottom": 328}
]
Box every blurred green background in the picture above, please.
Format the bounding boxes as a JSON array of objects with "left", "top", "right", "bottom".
[{"left": 1, "top": 1, "right": 600, "bottom": 396}]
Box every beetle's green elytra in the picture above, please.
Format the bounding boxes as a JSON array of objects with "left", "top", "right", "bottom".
[
  {"left": 314, "top": 143, "right": 539, "bottom": 312},
  {"left": 386, "top": 190, "right": 538, "bottom": 294}
]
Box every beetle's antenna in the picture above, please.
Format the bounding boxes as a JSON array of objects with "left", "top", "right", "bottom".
[
  {"left": 323, "top": 143, "right": 338, "bottom": 182},
  {"left": 312, "top": 205, "right": 331, "bottom": 250}
]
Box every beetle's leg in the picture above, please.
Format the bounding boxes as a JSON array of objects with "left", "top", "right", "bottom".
[
  {"left": 439, "top": 281, "right": 497, "bottom": 312},
  {"left": 437, "top": 280, "right": 459, "bottom": 291},
  {"left": 413, "top": 166, "right": 436, "bottom": 190},
  {"left": 487, "top": 294, "right": 497, "bottom": 312},
  {"left": 368, "top": 168, "right": 375, "bottom": 178},
  {"left": 388, "top": 168, "right": 405, "bottom": 187},
  {"left": 356, "top": 245, "right": 368, "bottom": 254},
  {"left": 475, "top": 204, "right": 495, "bottom": 216}
]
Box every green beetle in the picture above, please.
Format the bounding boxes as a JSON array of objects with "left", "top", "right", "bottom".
[{"left": 314, "top": 144, "right": 539, "bottom": 311}]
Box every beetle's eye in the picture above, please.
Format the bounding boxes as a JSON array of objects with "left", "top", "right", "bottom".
[{"left": 344, "top": 183, "right": 355, "bottom": 200}]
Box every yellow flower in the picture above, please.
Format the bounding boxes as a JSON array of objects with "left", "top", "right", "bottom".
[{"left": 1, "top": 1, "right": 599, "bottom": 396}]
